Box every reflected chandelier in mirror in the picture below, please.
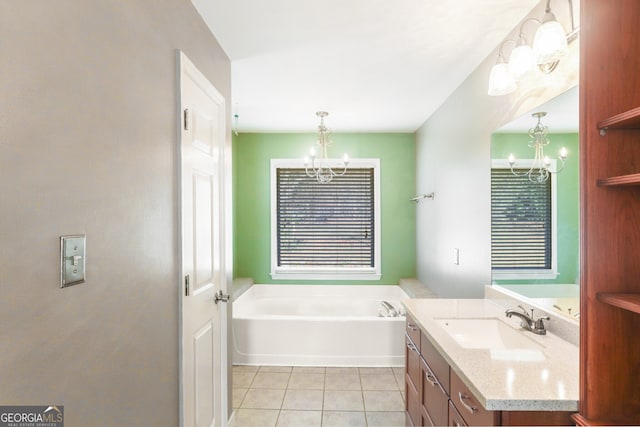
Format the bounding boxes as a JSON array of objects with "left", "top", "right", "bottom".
[{"left": 507, "top": 112, "right": 568, "bottom": 183}]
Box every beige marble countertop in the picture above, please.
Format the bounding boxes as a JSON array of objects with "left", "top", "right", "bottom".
[{"left": 402, "top": 298, "right": 579, "bottom": 412}]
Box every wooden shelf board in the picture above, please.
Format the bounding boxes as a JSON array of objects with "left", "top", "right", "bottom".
[
  {"left": 598, "top": 106, "right": 640, "bottom": 129},
  {"left": 597, "top": 292, "right": 640, "bottom": 314},
  {"left": 596, "top": 173, "right": 640, "bottom": 186}
]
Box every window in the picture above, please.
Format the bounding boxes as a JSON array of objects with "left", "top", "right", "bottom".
[
  {"left": 491, "top": 160, "right": 558, "bottom": 279},
  {"left": 270, "top": 159, "right": 381, "bottom": 280}
]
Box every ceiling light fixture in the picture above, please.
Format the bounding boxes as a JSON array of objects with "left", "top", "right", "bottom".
[
  {"left": 488, "top": 41, "right": 518, "bottom": 96},
  {"left": 508, "top": 18, "right": 539, "bottom": 81},
  {"left": 304, "top": 111, "right": 349, "bottom": 184},
  {"left": 533, "top": 1, "right": 569, "bottom": 66},
  {"left": 488, "top": 0, "right": 578, "bottom": 96},
  {"left": 507, "top": 112, "right": 567, "bottom": 183}
]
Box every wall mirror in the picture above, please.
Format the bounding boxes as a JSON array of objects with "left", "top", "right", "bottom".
[{"left": 490, "top": 86, "right": 579, "bottom": 321}]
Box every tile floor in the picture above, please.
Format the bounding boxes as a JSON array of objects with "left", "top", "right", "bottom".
[{"left": 233, "top": 365, "right": 406, "bottom": 427}]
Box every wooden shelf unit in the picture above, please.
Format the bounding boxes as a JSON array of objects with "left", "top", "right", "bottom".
[{"left": 578, "top": 0, "right": 640, "bottom": 425}]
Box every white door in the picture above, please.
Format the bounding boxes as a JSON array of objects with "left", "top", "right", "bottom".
[{"left": 179, "top": 51, "right": 229, "bottom": 427}]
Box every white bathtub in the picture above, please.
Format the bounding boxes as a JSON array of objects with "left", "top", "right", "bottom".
[{"left": 232, "top": 284, "right": 408, "bottom": 367}]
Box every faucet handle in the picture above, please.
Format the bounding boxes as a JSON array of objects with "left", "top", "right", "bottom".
[{"left": 533, "top": 316, "right": 551, "bottom": 335}]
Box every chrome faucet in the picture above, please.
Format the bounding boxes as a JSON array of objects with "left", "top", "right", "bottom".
[
  {"left": 379, "top": 301, "right": 398, "bottom": 317},
  {"left": 505, "top": 305, "right": 550, "bottom": 335}
]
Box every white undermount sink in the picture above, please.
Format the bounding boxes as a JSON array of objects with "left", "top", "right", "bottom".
[{"left": 435, "top": 317, "right": 546, "bottom": 361}]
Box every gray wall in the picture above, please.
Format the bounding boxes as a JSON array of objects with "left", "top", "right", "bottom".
[
  {"left": 0, "top": 1, "right": 230, "bottom": 426},
  {"left": 415, "top": 0, "right": 579, "bottom": 298}
]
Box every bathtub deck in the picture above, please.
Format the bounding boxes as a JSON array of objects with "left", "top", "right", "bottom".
[{"left": 233, "top": 365, "right": 406, "bottom": 427}]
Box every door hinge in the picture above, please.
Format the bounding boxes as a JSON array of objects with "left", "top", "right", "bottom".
[
  {"left": 183, "top": 108, "right": 190, "bottom": 131},
  {"left": 185, "top": 274, "right": 190, "bottom": 296}
]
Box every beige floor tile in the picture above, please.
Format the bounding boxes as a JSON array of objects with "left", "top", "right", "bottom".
[
  {"left": 323, "top": 390, "right": 364, "bottom": 411},
  {"left": 292, "top": 366, "right": 326, "bottom": 374},
  {"left": 234, "top": 372, "right": 258, "bottom": 389},
  {"left": 362, "top": 390, "right": 405, "bottom": 411},
  {"left": 366, "top": 411, "right": 406, "bottom": 427},
  {"left": 324, "top": 374, "right": 362, "bottom": 391},
  {"left": 359, "top": 367, "right": 393, "bottom": 375},
  {"left": 322, "top": 411, "right": 367, "bottom": 427},
  {"left": 360, "top": 374, "right": 400, "bottom": 391},
  {"left": 281, "top": 389, "right": 324, "bottom": 410},
  {"left": 287, "top": 373, "right": 325, "bottom": 390},
  {"left": 251, "top": 372, "right": 291, "bottom": 389},
  {"left": 233, "top": 388, "right": 248, "bottom": 408},
  {"left": 392, "top": 367, "right": 405, "bottom": 376},
  {"left": 276, "top": 410, "right": 322, "bottom": 427},
  {"left": 235, "top": 408, "right": 279, "bottom": 427},
  {"left": 234, "top": 365, "right": 260, "bottom": 374},
  {"left": 325, "top": 367, "right": 359, "bottom": 375},
  {"left": 394, "top": 372, "right": 405, "bottom": 389},
  {"left": 240, "top": 388, "right": 286, "bottom": 409},
  {"left": 259, "top": 366, "right": 293, "bottom": 373}
]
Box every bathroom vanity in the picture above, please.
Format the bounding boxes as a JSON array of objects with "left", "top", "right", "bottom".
[{"left": 403, "top": 299, "right": 578, "bottom": 426}]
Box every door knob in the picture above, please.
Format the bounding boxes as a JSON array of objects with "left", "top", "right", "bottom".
[{"left": 214, "top": 290, "right": 230, "bottom": 304}]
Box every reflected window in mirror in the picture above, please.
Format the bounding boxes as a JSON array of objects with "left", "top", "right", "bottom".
[
  {"left": 491, "top": 160, "right": 557, "bottom": 279},
  {"left": 491, "top": 131, "right": 579, "bottom": 285}
]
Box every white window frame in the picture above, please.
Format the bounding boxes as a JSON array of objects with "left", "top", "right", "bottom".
[
  {"left": 270, "top": 158, "right": 381, "bottom": 280},
  {"left": 491, "top": 159, "right": 559, "bottom": 280}
]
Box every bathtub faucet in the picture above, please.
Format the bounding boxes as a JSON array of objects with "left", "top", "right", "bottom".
[{"left": 379, "top": 301, "right": 399, "bottom": 317}]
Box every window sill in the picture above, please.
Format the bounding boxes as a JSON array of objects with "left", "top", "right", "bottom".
[
  {"left": 271, "top": 269, "right": 381, "bottom": 281},
  {"left": 492, "top": 270, "right": 559, "bottom": 280}
]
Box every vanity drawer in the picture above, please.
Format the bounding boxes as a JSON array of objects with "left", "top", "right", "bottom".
[
  {"left": 421, "top": 356, "right": 449, "bottom": 427},
  {"left": 406, "top": 335, "right": 421, "bottom": 388},
  {"left": 450, "top": 369, "right": 500, "bottom": 426},
  {"left": 406, "top": 313, "right": 421, "bottom": 347},
  {"left": 421, "top": 332, "right": 450, "bottom": 394}
]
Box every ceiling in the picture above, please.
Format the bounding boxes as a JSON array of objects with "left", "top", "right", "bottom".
[{"left": 191, "top": 0, "right": 541, "bottom": 133}]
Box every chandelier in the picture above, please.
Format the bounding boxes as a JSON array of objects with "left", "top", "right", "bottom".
[
  {"left": 508, "top": 112, "right": 567, "bottom": 183},
  {"left": 304, "top": 111, "right": 349, "bottom": 184}
]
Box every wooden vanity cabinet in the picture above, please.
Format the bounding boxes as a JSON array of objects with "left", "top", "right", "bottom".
[{"left": 405, "top": 318, "right": 572, "bottom": 426}]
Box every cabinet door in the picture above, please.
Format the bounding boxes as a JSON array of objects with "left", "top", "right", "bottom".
[
  {"left": 421, "top": 357, "right": 449, "bottom": 426},
  {"left": 449, "top": 400, "right": 468, "bottom": 427},
  {"left": 405, "top": 335, "right": 421, "bottom": 426}
]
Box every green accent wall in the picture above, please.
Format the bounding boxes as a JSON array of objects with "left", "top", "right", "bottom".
[
  {"left": 491, "top": 132, "right": 580, "bottom": 285},
  {"left": 233, "top": 132, "right": 416, "bottom": 285}
]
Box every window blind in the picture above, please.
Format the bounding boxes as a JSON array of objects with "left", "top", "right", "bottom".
[
  {"left": 491, "top": 168, "right": 552, "bottom": 270},
  {"left": 276, "top": 167, "right": 374, "bottom": 268}
]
